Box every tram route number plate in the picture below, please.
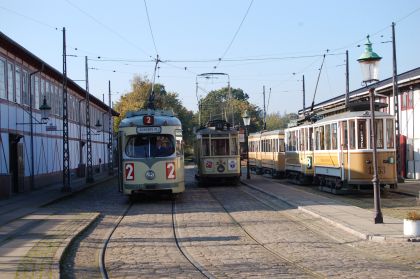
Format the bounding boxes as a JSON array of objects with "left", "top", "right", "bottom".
[{"left": 136, "top": 127, "right": 161, "bottom": 134}]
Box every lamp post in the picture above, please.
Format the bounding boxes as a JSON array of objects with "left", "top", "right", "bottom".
[
  {"left": 242, "top": 111, "right": 251, "bottom": 179},
  {"left": 357, "top": 35, "right": 383, "bottom": 224}
]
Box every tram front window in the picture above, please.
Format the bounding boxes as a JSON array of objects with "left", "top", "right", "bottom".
[
  {"left": 212, "top": 138, "right": 229, "bottom": 156},
  {"left": 125, "top": 134, "right": 175, "bottom": 158}
]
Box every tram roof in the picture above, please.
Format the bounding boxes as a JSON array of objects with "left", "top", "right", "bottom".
[
  {"left": 119, "top": 109, "right": 181, "bottom": 127},
  {"left": 261, "top": 129, "right": 284, "bottom": 136},
  {"left": 195, "top": 127, "right": 238, "bottom": 135},
  {"left": 314, "top": 110, "right": 393, "bottom": 124}
]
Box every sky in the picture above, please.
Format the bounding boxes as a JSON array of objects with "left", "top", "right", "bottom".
[{"left": 1, "top": 0, "right": 419, "bottom": 115}]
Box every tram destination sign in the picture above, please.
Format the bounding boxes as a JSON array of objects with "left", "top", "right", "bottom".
[{"left": 136, "top": 126, "right": 161, "bottom": 134}]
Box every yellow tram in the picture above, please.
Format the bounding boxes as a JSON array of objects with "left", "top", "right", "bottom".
[
  {"left": 194, "top": 120, "right": 241, "bottom": 185},
  {"left": 260, "top": 130, "right": 286, "bottom": 177},
  {"left": 248, "top": 132, "right": 262, "bottom": 174},
  {"left": 285, "top": 110, "right": 397, "bottom": 192},
  {"left": 118, "top": 109, "right": 185, "bottom": 197}
]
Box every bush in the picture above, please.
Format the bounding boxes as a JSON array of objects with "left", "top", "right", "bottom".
[{"left": 406, "top": 211, "right": 420, "bottom": 220}]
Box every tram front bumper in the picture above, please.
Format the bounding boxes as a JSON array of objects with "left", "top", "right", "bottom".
[{"left": 123, "top": 181, "right": 185, "bottom": 195}]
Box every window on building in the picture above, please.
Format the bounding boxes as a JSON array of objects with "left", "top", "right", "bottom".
[
  {"left": 22, "top": 70, "right": 29, "bottom": 105},
  {"left": 0, "top": 58, "right": 6, "bottom": 99},
  {"left": 358, "top": 119, "right": 367, "bottom": 149},
  {"left": 386, "top": 119, "right": 395, "bottom": 149},
  {"left": 401, "top": 90, "right": 414, "bottom": 110},
  {"left": 7, "top": 62, "right": 14, "bottom": 102},
  {"left": 34, "top": 75, "right": 40, "bottom": 109},
  {"left": 15, "top": 66, "right": 21, "bottom": 103}
]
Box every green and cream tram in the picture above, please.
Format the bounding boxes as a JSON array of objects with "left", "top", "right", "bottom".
[
  {"left": 194, "top": 120, "right": 241, "bottom": 185},
  {"left": 118, "top": 109, "right": 185, "bottom": 196}
]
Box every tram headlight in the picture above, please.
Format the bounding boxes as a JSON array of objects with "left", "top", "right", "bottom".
[{"left": 145, "top": 170, "right": 156, "bottom": 180}]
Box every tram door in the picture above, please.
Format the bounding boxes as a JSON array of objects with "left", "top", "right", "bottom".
[
  {"left": 9, "top": 134, "right": 24, "bottom": 193},
  {"left": 340, "top": 121, "right": 349, "bottom": 180}
]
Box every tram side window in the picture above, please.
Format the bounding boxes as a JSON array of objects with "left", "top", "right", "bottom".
[
  {"left": 319, "top": 126, "right": 325, "bottom": 150},
  {"left": 373, "top": 119, "right": 384, "bottom": 149},
  {"left": 331, "top": 123, "right": 338, "bottom": 150},
  {"left": 349, "top": 120, "right": 356, "bottom": 149},
  {"left": 201, "top": 138, "right": 210, "bottom": 156},
  {"left": 308, "top": 127, "right": 313, "bottom": 151},
  {"left": 212, "top": 138, "right": 229, "bottom": 156},
  {"left": 230, "top": 137, "right": 238, "bottom": 155},
  {"left": 324, "top": 125, "right": 331, "bottom": 150},
  {"left": 176, "top": 139, "right": 184, "bottom": 156},
  {"left": 386, "top": 119, "right": 395, "bottom": 148},
  {"left": 314, "top": 127, "right": 319, "bottom": 150},
  {"left": 358, "top": 120, "right": 367, "bottom": 149},
  {"left": 340, "top": 121, "right": 348, "bottom": 150}
]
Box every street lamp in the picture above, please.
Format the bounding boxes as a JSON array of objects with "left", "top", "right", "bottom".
[
  {"left": 357, "top": 35, "right": 383, "bottom": 224},
  {"left": 242, "top": 110, "right": 251, "bottom": 179}
]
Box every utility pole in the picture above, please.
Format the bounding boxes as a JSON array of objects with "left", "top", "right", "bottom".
[
  {"left": 302, "top": 75, "right": 306, "bottom": 115},
  {"left": 345, "top": 50, "right": 350, "bottom": 109},
  {"left": 263, "top": 85, "right": 266, "bottom": 130},
  {"left": 61, "top": 27, "right": 71, "bottom": 192},
  {"left": 391, "top": 22, "right": 403, "bottom": 183},
  {"left": 85, "top": 56, "right": 94, "bottom": 183},
  {"left": 108, "top": 80, "right": 113, "bottom": 175}
]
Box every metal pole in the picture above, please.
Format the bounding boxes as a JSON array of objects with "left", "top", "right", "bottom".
[
  {"left": 246, "top": 125, "right": 250, "bottom": 179},
  {"left": 108, "top": 80, "right": 113, "bottom": 175},
  {"left": 302, "top": 75, "right": 305, "bottom": 115},
  {"left": 392, "top": 22, "right": 403, "bottom": 183},
  {"left": 29, "top": 69, "right": 41, "bottom": 190},
  {"left": 85, "top": 56, "right": 94, "bottom": 183},
  {"left": 369, "top": 87, "right": 383, "bottom": 224},
  {"left": 263, "top": 86, "right": 266, "bottom": 130},
  {"left": 62, "top": 27, "right": 71, "bottom": 192},
  {"left": 345, "top": 50, "right": 350, "bottom": 109}
]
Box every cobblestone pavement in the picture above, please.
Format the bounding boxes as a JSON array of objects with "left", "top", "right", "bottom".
[
  {"left": 58, "top": 169, "right": 419, "bottom": 278},
  {"left": 52, "top": 178, "right": 127, "bottom": 279},
  {"left": 105, "top": 199, "right": 205, "bottom": 279}
]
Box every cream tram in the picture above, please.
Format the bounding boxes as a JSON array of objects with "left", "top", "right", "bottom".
[
  {"left": 118, "top": 109, "right": 185, "bottom": 197},
  {"left": 248, "top": 132, "right": 262, "bottom": 174},
  {"left": 260, "top": 130, "right": 286, "bottom": 177},
  {"left": 285, "top": 110, "right": 397, "bottom": 192},
  {"left": 194, "top": 120, "right": 241, "bottom": 184}
]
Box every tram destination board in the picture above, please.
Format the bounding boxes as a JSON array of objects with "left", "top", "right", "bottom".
[{"left": 136, "top": 127, "right": 161, "bottom": 133}]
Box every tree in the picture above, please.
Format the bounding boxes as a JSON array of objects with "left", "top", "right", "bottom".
[
  {"left": 265, "top": 111, "right": 299, "bottom": 130},
  {"left": 198, "top": 87, "right": 263, "bottom": 132},
  {"left": 113, "top": 75, "right": 195, "bottom": 146}
]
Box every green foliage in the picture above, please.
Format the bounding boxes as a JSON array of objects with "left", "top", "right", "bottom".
[
  {"left": 198, "top": 87, "right": 263, "bottom": 132},
  {"left": 265, "top": 111, "right": 299, "bottom": 130},
  {"left": 113, "top": 75, "right": 195, "bottom": 146}
]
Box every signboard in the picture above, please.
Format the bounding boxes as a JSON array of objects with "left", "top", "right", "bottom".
[
  {"left": 228, "top": 159, "right": 237, "bottom": 170},
  {"left": 136, "top": 127, "right": 161, "bottom": 134}
]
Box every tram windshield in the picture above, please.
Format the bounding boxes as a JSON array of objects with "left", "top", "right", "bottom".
[{"left": 125, "top": 134, "right": 175, "bottom": 158}]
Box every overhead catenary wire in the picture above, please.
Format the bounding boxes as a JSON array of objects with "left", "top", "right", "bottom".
[
  {"left": 0, "top": 5, "right": 59, "bottom": 30},
  {"left": 64, "top": 0, "right": 152, "bottom": 58},
  {"left": 143, "top": 0, "right": 159, "bottom": 55},
  {"left": 213, "top": 0, "right": 254, "bottom": 70}
]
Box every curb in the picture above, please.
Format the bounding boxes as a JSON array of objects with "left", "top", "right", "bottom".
[
  {"left": 52, "top": 212, "right": 101, "bottom": 279},
  {"left": 42, "top": 175, "right": 116, "bottom": 208},
  {"left": 240, "top": 179, "right": 411, "bottom": 242}
]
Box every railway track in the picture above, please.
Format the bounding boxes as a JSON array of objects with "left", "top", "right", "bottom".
[
  {"left": 207, "top": 187, "right": 324, "bottom": 279},
  {"left": 99, "top": 198, "right": 212, "bottom": 279}
]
